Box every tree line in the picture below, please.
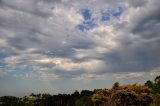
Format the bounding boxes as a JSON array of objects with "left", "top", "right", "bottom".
[{"left": 0, "top": 76, "right": 160, "bottom": 106}]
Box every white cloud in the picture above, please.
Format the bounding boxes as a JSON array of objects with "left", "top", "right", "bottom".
[
  {"left": 0, "top": 0, "right": 159, "bottom": 81},
  {"left": 114, "top": 72, "right": 145, "bottom": 79},
  {"left": 53, "top": 6, "right": 83, "bottom": 25},
  {"left": 149, "top": 67, "right": 160, "bottom": 77},
  {"left": 90, "top": 25, "right": 120, "bottom": 50},
  {"left": 75, "top": 73, "right": 106, "bottom": 80}
]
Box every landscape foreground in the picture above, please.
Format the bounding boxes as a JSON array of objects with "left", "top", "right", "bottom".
[{"left": 0, "top": 76, "right": 160, "bottom": 106}]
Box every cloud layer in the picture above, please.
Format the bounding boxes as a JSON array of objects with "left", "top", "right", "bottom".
[{"left": 0, "top": 0, "right": 160, "bottom": 83}]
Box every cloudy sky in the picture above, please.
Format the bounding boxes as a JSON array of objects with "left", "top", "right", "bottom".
[{"left": 0, "top": 0, "right": 160, "bottom": 96}]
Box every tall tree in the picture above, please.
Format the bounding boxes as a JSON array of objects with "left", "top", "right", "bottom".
[{"left": 155, "top": 75, "right": 160, "bottom": 84}]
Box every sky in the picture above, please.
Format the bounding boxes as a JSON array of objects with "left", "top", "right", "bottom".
[{"left": 0, "top": 0, "right": 160, "bottom": 97}]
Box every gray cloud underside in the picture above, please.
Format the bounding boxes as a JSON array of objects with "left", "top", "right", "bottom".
[{"left": 0, "top": 0, "right": 160, "bottom": 80}]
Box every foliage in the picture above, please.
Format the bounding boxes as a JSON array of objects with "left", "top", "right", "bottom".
[
  {"left": 155, "top": 76, "right": 160, "bottom": 84},
  {"left": 145, "top": 76, "right": 160, "bottom": 106},
  {"left": 0, "top": 76, "right": 160, "bottom": 106},
  {"left": 92, "top": 83, "right": 153, "bottom": 106},
  {"left": 0, "top": 96, "right": 24, "bottom": 106}
]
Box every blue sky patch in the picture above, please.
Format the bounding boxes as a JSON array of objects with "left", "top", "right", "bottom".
[
  {"left": 81, "top": 9, "right": 92, "bottom": 20},
  {"left": 78, "top": 9, "right": 96, "bottom": 31},
  {"left": 0, "top": 61, "right": 6, "bottom": 68},
  {"left": 101, "top": 7, "right": 123, "bottom": 22},
  {"left": 0, "top": 52, "right": 9, "bottom": 68},
  {"left": 78, "top": 19, "right": 96, "bottom": 32},
  {"left": 0, "top": 51, "right": 9, "bottom": 59},
  {"left": 77, "top": 7, "right": 123, "bottom": 31},
  {"left": 101, "top": 11, "right": 111, "bottom": 21},
  {"left": 13, "top": 65, "right": 34, "bottom": 73},
  {"left": 112, "top": 7, "right": 123, "bottom": 17}
]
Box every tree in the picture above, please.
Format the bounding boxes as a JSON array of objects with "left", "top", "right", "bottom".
[
  {"left": 92, "top": 83, "right": 153, "bottom": 106},
  {"left": 145, "top": 76, "right": 160, "bottom": 106},
  {"left": 112, "top": 82, "right": 119, "bottom": 90},
  {"left": 155, "top": 75, "right": 160, "bottom": 84},
  {"left": 92, "top": 89, "right": 108, "bottom": 106},
  {"left": 0, "top": 96, "right": 25, "bottom": 106},
  {"left": 76, "top": 96, "right": 94, "bottom": 106},
  {"left": 145, "top": 76, "right": 160, "bottom": 94},
  {"left": 145, "top": 80, "right": 154, "bottom": 88}
]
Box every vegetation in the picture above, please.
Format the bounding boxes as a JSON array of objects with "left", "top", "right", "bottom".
[
  {"left": 92, "top": 83, "right": 153, "bottom": 106},
  {"left": 145, "top": 75, "right": 160, "bottom": 106},
  {"left": 0, "top": 76, "right": 160, "bottom": 106}
]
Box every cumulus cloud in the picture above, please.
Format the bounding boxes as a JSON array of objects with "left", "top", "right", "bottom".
[{"left": 0, "top": 0, "right": 159, "bottom": 82}]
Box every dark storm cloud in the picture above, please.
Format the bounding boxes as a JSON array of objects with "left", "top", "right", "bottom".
[
  {"left": 101, "top": 41, "right": 160, "bottom": 73},
  {"left": 98, "top": 7, "right": 160, "bottom": 74},
  {"left": 131, "top": 0, "right": 160, "bottom": 34},
  {"left": 132, "top": 9, "right": 160, "bottom": 39},
  {"left": 116, "top": 0, "right": 160, "bottom": 73}
]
